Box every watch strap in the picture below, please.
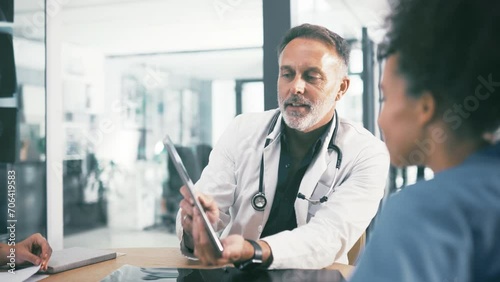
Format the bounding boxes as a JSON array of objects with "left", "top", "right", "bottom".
[
  {"left": 234, "top": 239, "right": 263, "bottom": 271},
  {"left": 247, "top": 239, "right": 263, "bottom": 263}
]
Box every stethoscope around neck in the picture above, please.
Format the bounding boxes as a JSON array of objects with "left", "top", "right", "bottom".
[{"left": 251, "top": 110, "right": 343, "bottom": 211}]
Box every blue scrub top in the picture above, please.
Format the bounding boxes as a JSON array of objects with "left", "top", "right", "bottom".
[{"left": 350, "top": 143, "right": 500, "bottom": 282}]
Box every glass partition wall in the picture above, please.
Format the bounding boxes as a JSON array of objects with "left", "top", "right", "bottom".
[
  {"left": 57, "top": 0, "right": 264, "bottom": 248},
  {"left": 0, "top": 0, "right": 47, "bottom": 242}
]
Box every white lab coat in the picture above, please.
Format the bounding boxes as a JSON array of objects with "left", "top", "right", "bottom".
[{"left": 176, "top": 109, "right": 390, "bottom": 269}]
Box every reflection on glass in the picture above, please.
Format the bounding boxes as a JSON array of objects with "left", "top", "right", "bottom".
[
  {"left": 0, "top": 0, "right": 47, "bottom": 242},
  {"left": 18, "top": 85, "right": 46, "bottom": 161},
  {"left": 336, "top": 75, "right": 363, "bottom": 125},
  {"left": 59, "top": 0, "right": 263, "bottom": 248},
  {"left": 242, "top": 81, "right": 264, "bottom": 114},
  {"left": 101, "top": 264, "right": 345, "bottom": 282}
]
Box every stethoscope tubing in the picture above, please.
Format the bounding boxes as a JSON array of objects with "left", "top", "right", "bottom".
[{"left": 252, "top": 110, "right": 342, "bottom": 211}]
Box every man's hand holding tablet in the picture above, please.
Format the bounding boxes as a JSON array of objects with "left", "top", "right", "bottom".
[
  {"left": 179, "top": 187, "right": 258, "bottom": 266},
  {"left": 163, "top": 136, "right": 224, "bottom": 259},
  {"left": 179, "top": 186, "right": 225, "bottom": 263},
  {"left": 165, "top": 135, "right": 273, "bottom": 268}
]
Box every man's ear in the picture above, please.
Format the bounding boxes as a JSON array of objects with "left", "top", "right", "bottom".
[
  {"left": 336, "top": 77, "right": 350, "bottom": 101},
  {"left": 417, "top": 91, "right": 436, "bottom": 126}
]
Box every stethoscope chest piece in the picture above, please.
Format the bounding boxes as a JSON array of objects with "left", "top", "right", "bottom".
[{"left": 251, "top": 192, "right": 267, "bottom": 211}]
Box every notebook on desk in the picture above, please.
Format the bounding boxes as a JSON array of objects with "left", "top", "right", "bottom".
[{"left": 46, "top": 247, "right": 117, "bottom": 274}]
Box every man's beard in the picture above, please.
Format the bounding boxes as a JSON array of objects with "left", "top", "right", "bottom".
[{"left": 278, "top": 94, "right": 335, "bottom": 132}]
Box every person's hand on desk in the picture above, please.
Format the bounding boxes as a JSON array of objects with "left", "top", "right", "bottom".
[{"left": 0, "top": 233, "right": 52, "bottom": 271}]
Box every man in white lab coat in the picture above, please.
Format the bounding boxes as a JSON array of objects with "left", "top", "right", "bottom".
[{"left": 176, "top": 23, "right": 389, "bottom": 270}]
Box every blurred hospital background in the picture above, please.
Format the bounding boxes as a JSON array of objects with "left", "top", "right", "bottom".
[{"left": 0, "top": 0, "right": 433, "bottom": 249}]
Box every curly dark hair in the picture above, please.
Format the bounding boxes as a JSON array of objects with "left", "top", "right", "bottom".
[
  {"left": 379, "top": 0, "right": 500, "bottom": 138},
  {"left": 277, "top": 23, "right": 351, "bottom": 72}
]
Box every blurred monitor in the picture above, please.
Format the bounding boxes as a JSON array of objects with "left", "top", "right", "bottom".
[
  {"left": 0, "top": 0, "right": 14, "bottom": 22},
  {"left": 0, "top": 32, "right": 16, "bottom": 97},
  {"left": 0, "top": 107, "right": 17, "bottom": 163}
]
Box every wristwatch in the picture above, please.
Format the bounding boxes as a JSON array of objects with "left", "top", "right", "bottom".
[{"left": 234, "top": 239, "right": 263, "bottom": 271}]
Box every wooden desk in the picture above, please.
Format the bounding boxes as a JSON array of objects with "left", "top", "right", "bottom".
[{"left": 41, "top": 247, "right": 354, "bottom": 282}]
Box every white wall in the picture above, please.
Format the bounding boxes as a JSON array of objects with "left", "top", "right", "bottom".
[
  {"left": 46, "top": 7, "right": 64, "bottom": 251},
  {"left": 211, "top": 80, "right": 236, "bottom": 145}
]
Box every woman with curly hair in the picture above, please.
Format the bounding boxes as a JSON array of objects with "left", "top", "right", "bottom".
[{"left": 350, "top": 0, "right": 500, "bottom": 281}]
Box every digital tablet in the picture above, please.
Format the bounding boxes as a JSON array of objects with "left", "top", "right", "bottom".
[{"left": 163, "top": 135, "right": 224, "bottom": 257}]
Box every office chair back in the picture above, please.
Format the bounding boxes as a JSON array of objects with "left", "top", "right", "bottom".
[{"left": 347, "top": 232, "right": 366, "bottom": 265}]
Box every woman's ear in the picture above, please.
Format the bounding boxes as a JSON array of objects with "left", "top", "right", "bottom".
[
  {"left": 417, "top": 91, "right": 436, "bottom": 126},
  {"left": 336, "top": 77, "right": 351, "bottom": 101}
]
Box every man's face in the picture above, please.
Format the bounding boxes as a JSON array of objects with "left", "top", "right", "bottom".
[
  {"left": 277, "top": 38, "right": 348, "bottom": 132},
  {"left": 378, "top": 55, "right": 422, "bottom": 166}
]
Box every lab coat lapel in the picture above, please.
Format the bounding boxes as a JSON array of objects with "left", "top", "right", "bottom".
[
  {"left": 294, "top": 115, "right": 338, "bottom": 226},
  {"left": 295, "top": 152, "right": 328, "bottom": 226},
  {"left": 261, "top": 113, "right": 283, "bottom": 225}
]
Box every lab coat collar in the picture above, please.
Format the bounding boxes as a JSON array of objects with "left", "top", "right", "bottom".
[{"left": 264, "top": 109, "right": 283, "bottom": 147}]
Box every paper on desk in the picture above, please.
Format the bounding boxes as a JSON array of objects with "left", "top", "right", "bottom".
[{"left": 0, "top": 265, "right": 40, "bottom": 282}]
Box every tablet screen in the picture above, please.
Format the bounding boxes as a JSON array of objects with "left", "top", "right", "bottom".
[{"left": 163, "top": 135, "right": 224, "bottom": 257}]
